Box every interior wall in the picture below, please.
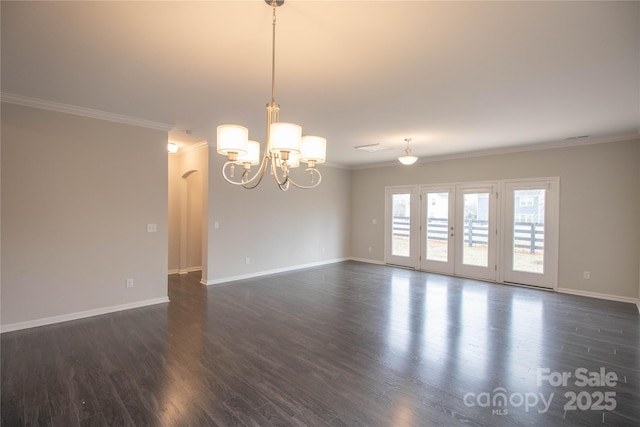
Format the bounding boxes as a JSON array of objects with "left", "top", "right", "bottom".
[
  {"left": 1, "top": 103, "right": 169, "bottom": 327},
  {"left": 351, "top": 138, "right": 640, "bottom": 300},
  {"left": 204, "top": 150, "right": 351, "bottom": 283},
  {"left": 185, "top": 170, "right": 203, "bottom": 271},
  {"left": 168, "top": 154, "right": 181, "bottom": 273},
  {"left": 167, "top": 144, "right": 208, "bottom": 274}
]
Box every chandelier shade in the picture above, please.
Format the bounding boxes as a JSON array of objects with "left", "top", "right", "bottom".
[
  {"left": 215, "top": 0, "right": 326, "bottom": 191},
  {"left": 301, "top": 136, "right": 327, "bottom": 165},
  {"left": 237, "top": 140, "right": 261, "bottom": 165},
  {"left": 217, "top": 125, "right": 248, "bottom": 159},
  {"left": 269, "top": 122, "right": 302, "bottom": 155}
]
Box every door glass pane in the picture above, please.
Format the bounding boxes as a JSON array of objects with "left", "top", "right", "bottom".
[
  {"left": 462, "top": 193, "right": 489, "bottom": 267},
  {"left": 426, "top": 192, "right": 448, "bottom": 262},
  {"left": 391, "top": 194, "right": 410, "bottom": 257},
  {"left": 513, "top": 189, "right": 545, "bottom": 274}
]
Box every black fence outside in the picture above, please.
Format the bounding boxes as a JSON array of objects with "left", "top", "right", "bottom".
[{"left": 392, "top": 217, "right": 544, "bottom": 253}]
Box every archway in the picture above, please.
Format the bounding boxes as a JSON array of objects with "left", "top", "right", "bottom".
[{"left": 179, "top": 169, "right": 202, "bottom": 274}]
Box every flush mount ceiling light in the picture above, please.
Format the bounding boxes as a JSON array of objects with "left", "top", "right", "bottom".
[
  {"left": 167, "top": 142, "right": 179, "bottom": 154},
  {"left": 398, "top": 138, "right": 418, "bottom": 165},
  {"left": 215, "top": 0, "right": 326, "bottom": 191}
]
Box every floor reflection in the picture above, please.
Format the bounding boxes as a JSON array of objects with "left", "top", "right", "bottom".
[
  {"left": 422, "top": 280, "right": 448, "bottom": 373},
  {"left": 161, "top": 272, "right": 209, "bottom": 424},
  {"left": 384, "top": 268, "right": 544, "bottom": 392},
  {"left": 387, "top": 275, "right": 411, "bottom": 360},
  {"left": 508, "top": 295, "right": 544, "bottom": 385},
  {"left": 459, "top": 286, "right": 489, "bottom": 379}
]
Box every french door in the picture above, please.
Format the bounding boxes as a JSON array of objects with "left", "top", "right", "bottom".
[
  {"left": 454, "top": 184, "right": 498, "bottom": 281},
  {"left": 420, "top": 186, "right": 454, "bottom": 274},
  {"left": 387, "top": 178, "right": 558, "bottom": 288},
  {"left": 384, "top": 186, "right": 418, "bottom": 268},
  {"left": 418, "top": 184, "right": 498, "bottom": 281},
  {"left": 501, "top": 178, "right": 559, "bottom": 289}
]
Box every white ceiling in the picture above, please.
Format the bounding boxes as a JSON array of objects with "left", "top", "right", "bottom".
[{"left": 2, "top": 1, "right": 639, "bottom": 167}]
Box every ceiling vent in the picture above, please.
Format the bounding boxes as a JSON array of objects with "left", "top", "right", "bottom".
[{"left": 354, "top": 143, "right": 391, "bottom": 153}]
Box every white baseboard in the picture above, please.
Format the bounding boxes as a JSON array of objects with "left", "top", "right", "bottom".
[
  {"left": 202, "top": 258, "right": 349, "bottom": 286},
  {"left": 0, "top": 296, "right": 170, "bottom": 333},
  {"left": 349, "top": 257, "right": 386, "bottom": 266},
  {"left": 178, "top": 266, "right": 202, "bottom": 275},
  {"left": 557, "top": 287, "right": 639, "bottom": 305},
  {"left": 169, "top": 267, "right": 202, "bottom": 275}
]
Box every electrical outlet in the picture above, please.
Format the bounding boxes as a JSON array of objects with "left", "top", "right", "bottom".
[
  {"left": 583, "top": 271, "right": 591, "bottom": 279},
  {"left": 245, "top": 257, "right": 251, "bottom": 265},
  {"left": 126, "top": 278, "right": 134, "bottom": 288},
  {"left": 368, "top": 246, "right": 373, "bottom": 253}
]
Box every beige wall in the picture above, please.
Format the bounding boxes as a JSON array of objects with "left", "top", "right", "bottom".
[
  {"left": 351, "top": 139, "right": 640, "bottom": 300},
  {"left": 168, "top": 154, "right": 181, "bottom": 271},
  {"left": 167, "top": 144, "right": 208, "bottom": 274},
  {"left": 1, "top": 101, "right": 636, "bottom": 331},
  {"left": 1, "top": 103, "right": 169, "bottom": 327},
  {"left": 204, "top": 150, "right": 351, "bottom": 283}
]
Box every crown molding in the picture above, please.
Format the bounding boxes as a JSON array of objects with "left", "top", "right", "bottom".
[
  {"left": 168, "top": 140, "right": 209, "bottom": 156},
  {"left": 351, "top": 133, "right": 640, "bottom": 170},
  {"left": 1, "top": 92, "right": 173, "bottom": 132}
]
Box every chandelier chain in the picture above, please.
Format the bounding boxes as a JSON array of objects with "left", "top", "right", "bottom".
[{"left": 271, "top": 3, "right": 277, "bottom": 104}]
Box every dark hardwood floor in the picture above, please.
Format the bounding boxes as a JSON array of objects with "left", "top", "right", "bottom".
[{"left": 2, "top": 261, "right": 639, "bottom": 426}]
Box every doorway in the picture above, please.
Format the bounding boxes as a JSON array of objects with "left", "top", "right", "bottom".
[
  {"left": 168, "top": 145, "right": 208, "bottom": 277},
  {"left": 501, "top": 178, "right": 559, "bottom": 289},
  {"left": 418, "top": 182, "right": 498, "bottom": 281},
  {"left": 179, "top": 170, "right": 203, "bottom": 274},
  {"left": 385, "top": 178, "right": 559, "bottom": 288}
]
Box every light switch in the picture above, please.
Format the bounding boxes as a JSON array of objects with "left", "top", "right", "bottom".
[{"left": 147, "top": 223, "right": 158, "bottom": 233}]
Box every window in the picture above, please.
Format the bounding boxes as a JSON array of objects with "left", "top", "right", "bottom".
[
  {"left": 519, "top": 196, "right": 534, "bottom": 207},
  {"left": 515, "top": 213, "right": 534, "bottom": 223}
]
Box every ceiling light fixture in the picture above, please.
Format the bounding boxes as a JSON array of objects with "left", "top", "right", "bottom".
[
  {"left": 215, "top": 0, "right": 326, "bottom": 191},
  {"left": 398, "top": 138, "right": 418, "bottom": 165},
  {"left": 167, "top": 142, "right": 179, "bottom": 153}
]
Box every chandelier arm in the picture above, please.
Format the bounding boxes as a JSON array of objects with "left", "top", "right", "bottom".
[
  {"left": 221, "top": 154, "right": 269, "bottom": 187},
  {"left": 221, "top": 162, "right": 246, "bottom": 186},
  {"left": 269, "top": 155, "right": 292, "bottom": 188},
  {"left": 279, "top": 181, "right": 290, "bottom": 191},
  {"left": 286, "top": 168, "right": 322, "bottom": 189},
  {"left": 239, "top": 147, "right": 273, "bottom": 189}
]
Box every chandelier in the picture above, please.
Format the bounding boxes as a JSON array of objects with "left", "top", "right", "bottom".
[{"left": 215, "top": 0, "right": 326, "bottom": 191}]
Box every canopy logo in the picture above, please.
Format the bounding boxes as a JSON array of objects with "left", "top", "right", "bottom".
[
  {"left": 463, "top": 388, "right": 553, "bottom": 415},
  {"left": 463, "top": 367, "right": 619, "bottom": 416}
]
